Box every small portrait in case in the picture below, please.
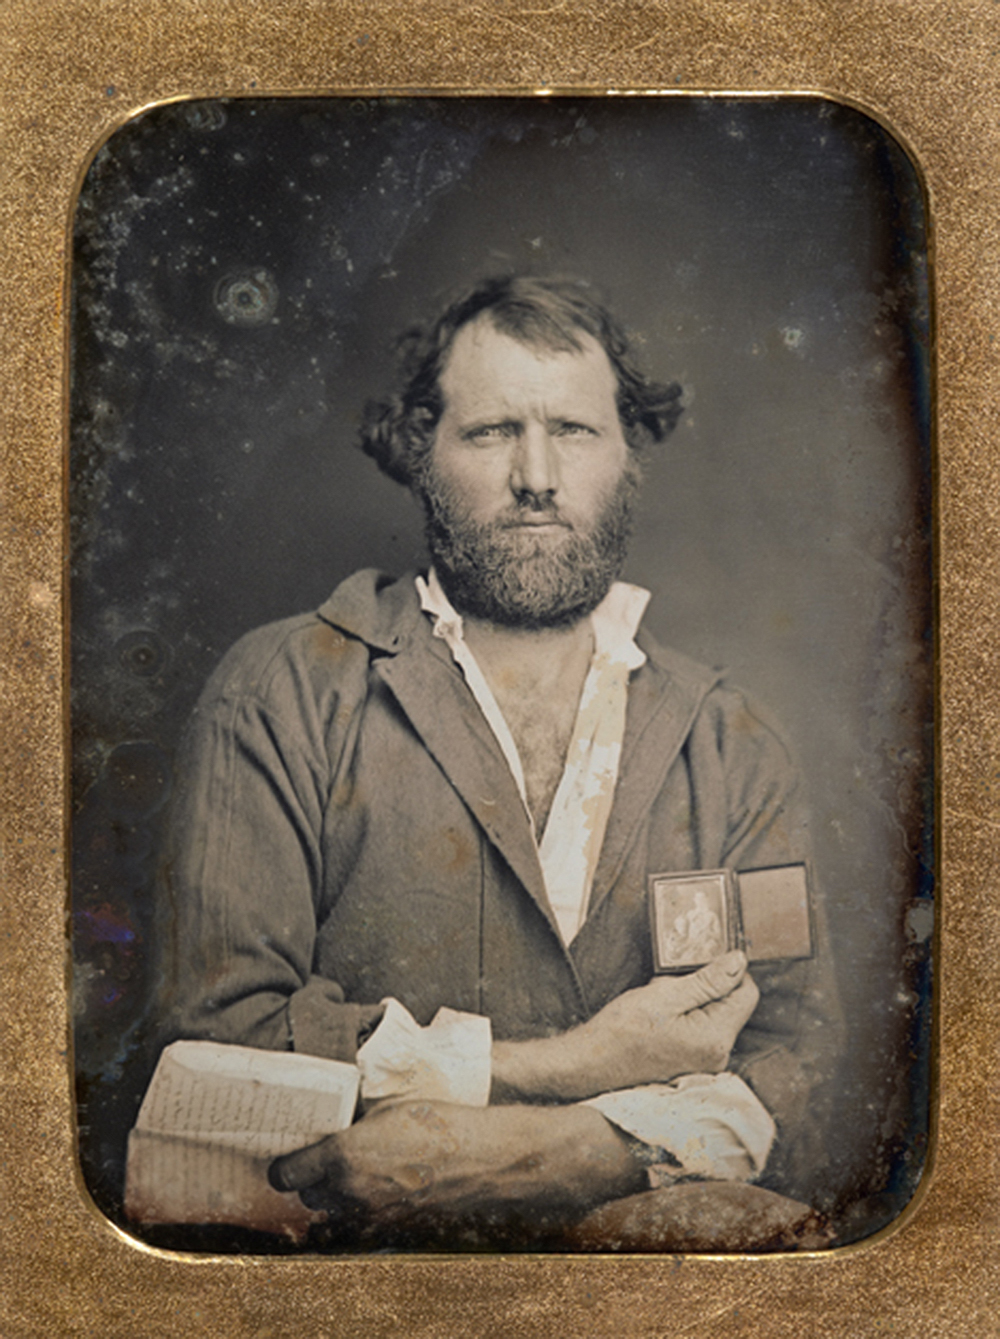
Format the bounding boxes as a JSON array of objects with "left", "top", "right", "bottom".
[{"left": 650, "top": 864, "right": 813, "bottom": 973}]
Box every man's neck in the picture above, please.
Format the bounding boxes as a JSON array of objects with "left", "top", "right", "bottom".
[
  {"left": 459, "top": 615, "right": 595, "bottom": 836},
  {"left": 460, "top": 615, "right": 594, "bottom": 696}
]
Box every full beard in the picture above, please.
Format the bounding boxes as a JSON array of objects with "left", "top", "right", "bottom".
[{"left": 418, "top": 465, "right": 640, "bottom": 631}]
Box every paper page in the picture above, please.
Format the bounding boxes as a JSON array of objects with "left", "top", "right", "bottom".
[
  {"left": 134, "top": 1040, "right": 360, "bottom": 1135},
  {"left": 125, "top": 1128, "right": 326, "bottom": 1238},
  {"left": 125, "top": 1041, "right": 360, "bottom": 1237}
]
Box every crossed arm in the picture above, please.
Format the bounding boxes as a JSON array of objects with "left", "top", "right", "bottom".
[
  {"left": 270, "top": 953, "right": 760, "bottom": 1229},
  {"left": 160, "top": 653, "right": 840, "bottom": 1234}
]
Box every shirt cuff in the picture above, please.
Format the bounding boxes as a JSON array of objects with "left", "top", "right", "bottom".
[
  {"left": 357, "top": 997, "right": 492, "bottom": 1107},
  {"left": 582, "top": 1072, "right": 776, "bottom": 1183}
]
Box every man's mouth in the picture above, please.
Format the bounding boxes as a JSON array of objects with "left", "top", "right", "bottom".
[{"left": 503, "top": 515, "right": 571, "bottom": 529}]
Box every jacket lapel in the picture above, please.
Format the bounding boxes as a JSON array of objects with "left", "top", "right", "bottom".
[
  {"left": 374, "top": 639, "right": 559, "bottom": 940},
  {"left": 585, "top": 647, "right": 719, "bottom": 920},
  {"left": 319, "top": 571, "right": 558, "bottom": 935}
]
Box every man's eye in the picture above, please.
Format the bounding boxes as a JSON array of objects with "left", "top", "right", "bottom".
[
  {"left": 467, "top": 423, "right": 516, "bottom": 443},
  {"left": 554, "top": 422, "right": 597, "bottom": 438}
]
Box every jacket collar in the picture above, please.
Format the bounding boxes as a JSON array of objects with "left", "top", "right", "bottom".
[
  {"left": 316, "top": 569, "right": 722, "bottom": 960},
  {"left": 316, "top": 568, "right": 720, "bottom": 685},
  {"left": 316, "top": 568, "right": 425, "bottom": 654}
]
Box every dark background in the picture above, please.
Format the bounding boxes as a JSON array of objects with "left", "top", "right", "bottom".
[{"left": 70, "top": 95, "right": 933, "bottom": 1246}]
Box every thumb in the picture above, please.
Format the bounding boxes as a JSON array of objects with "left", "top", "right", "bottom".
[
  {"left": 269, "top": 1134, "right": 342, "bottom": 1193},
  {"left": 673, "top": 950, "right": 747, "bottom": 1012}
]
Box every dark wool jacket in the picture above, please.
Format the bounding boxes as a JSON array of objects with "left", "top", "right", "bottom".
[{"left": 159, "top": 569, "right": 844, "bottom": 1198}]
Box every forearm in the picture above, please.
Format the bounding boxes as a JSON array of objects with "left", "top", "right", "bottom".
[
  {"left": 491, "top": 955, "right": 757, "bottom": 1102},
  {"left": 271, "top": 961, "right": 772, "bottom": 1238},
  {"left": 490, "top": 1021, "right": 648, "bottom": 1103},
  {"left": 275, "top": 1101, "right": 648, "bottom": 1225}
]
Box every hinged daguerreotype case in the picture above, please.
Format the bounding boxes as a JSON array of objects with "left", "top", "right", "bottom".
[
  {"left": 70, "top": 93, "right": 933, "bottom": 1257},
  {"left": 649, "top": 864, "right": 814, "bottom": 973}
]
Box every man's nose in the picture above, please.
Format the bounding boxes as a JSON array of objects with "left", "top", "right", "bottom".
[{"left": 510, "top": 427, "right": 559, "bottom": 499}]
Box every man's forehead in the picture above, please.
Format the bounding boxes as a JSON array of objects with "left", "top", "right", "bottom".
[{"left": 439, "top": 316, "right": 618, "bottom": 406}]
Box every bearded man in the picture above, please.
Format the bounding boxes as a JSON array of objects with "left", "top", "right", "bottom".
[{"left": 156, "top": 276, "right": 843, "bottom": 1249}]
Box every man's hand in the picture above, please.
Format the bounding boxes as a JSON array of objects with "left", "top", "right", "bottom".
[
  {"left": 491, "top": 950, "right": 759, "bottom": 1103},
  {"left": 270, "top": 1101, "right": 647, "bottom": 1242}
]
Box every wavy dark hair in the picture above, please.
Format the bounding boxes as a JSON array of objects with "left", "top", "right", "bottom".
[{"left": 359, "top": 275, "right": 684, "bottom": 487}]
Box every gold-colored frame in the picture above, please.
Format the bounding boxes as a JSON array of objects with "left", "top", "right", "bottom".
[{"left": 1, "top": 1, "right": 996, "bottom": 1332}]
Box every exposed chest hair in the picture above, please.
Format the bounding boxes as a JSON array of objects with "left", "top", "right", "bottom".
[{"left": 491, "top": 677, "right": 584, "bottom": 836}]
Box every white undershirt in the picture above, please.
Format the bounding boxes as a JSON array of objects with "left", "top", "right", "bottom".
[{"left": 416, "top": 569, "right": 649, "bottom": 945}]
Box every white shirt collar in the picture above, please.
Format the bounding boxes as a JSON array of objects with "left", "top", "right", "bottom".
[{"left": 416, "top": 568, "right": 649, "bottom": 671}]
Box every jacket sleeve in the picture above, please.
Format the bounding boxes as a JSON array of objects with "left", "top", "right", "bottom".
[
  {"left": 695, "top": 685, "right": 845, "bottom": 1205},
  {"left": 154, "top": 626, "right": 381, "bottom": 1063}
]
